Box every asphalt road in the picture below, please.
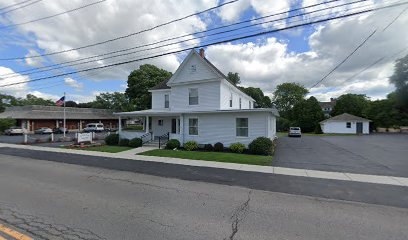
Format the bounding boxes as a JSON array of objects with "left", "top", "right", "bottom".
[
  {"left": 274, "top": 134, "right": 408, "bottom": 177},
  {"left": 0, "top": 154, "right": 407, "bottom": 240}
]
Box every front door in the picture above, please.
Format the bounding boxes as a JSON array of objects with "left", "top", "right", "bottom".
[
  {"left": 171, "top": 118, "right": 177, "bottom": 134},
  {"left": 356, "top": 122, "right": 363, "bottom": 134}
]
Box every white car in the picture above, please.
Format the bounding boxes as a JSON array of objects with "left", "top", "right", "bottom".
[
  {"left": 288, "top": 127, "right": 302, "bottom": 137},
  {"left": 4, "top": 127, "right": 26, "bottom": 135},
  {"left": 83, "top": 123, "right": 104, "bottom": 132},
  {"left": 34, "top": 127, "right": 53, "bottom": 134}
]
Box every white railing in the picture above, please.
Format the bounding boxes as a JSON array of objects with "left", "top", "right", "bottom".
[{"left": 119, "top": 130, "right": 146, "bottom": 140}]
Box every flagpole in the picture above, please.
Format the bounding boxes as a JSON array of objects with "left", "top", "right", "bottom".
[{"left": 63, "top": 92, "right": 66, "bottom": 139}]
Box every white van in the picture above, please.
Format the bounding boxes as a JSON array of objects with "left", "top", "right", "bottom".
[{"left": 83, "top": 123, "right": 104, "bottom": 132}]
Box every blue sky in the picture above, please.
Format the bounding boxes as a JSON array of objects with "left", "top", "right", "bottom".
[{"left": 0, "top": 0, "right": 406, "bottom": 102}]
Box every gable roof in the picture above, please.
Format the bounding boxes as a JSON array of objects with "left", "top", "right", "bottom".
[
  {"left": 320, "top": 113, "right": 371, "bottom": 123},
  {"left": 319, "top": 101, "right": 335, "bottom": 109},
  {"left": 149, "top": 78, "right": 171, "bottom": 90}
]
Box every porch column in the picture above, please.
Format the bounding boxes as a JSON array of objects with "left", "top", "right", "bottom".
[
  {"left": 56, "top": 120, "right": 59, "bottom": 128},
  {"left": 118, "top": 116, "right": 122, "bottom": 134},
  {"left": 145, "top": 116, "right": 149, "bottom": 133},
  {"left": 179, "top": 114, "right": 184, "bottom": 144}
]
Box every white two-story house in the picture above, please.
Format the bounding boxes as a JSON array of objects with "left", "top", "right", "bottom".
[{"left": 115, "top": 49, "right": 279, "bottom": 147}]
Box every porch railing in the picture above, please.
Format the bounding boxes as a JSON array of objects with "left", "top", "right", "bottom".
[
  {"left": 140, "top": 132, "right": 153, "bottom": 144},
  {"left": 158, "top": 132, "right": 169, "bottom": 149}
]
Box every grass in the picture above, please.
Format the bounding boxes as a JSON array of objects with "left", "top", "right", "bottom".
[
  {"left": 72, "top": 145, "right": 133, "bottom": 153},
  {"left": 139, "top": 149, "right": 272, "bottom": 166},
  {"left": 277, "top": 132, "right": 356, "bottom": 137}
]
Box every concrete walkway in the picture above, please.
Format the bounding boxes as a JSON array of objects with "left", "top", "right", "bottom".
[{"left": 0, "top": 143, "right": 407, "bottom": 187}]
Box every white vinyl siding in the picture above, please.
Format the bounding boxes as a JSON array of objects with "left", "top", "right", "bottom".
[
  {"left": 151, "top": 90, "right": 171, "bottom": 110},
  {"left": 182, "top": 112, "right": 275, "bottom": 147},
  {"left": 189, "top": 118, "right": 198, "bottom": 135},
  {"left": 219, "top": 80, "right": 253, "bottom": 110},
  {"left": 320, "top": 121, "right": 370, "bottom": 134},
  {"left": 171, "top": 81, "right": 220, "bottom": 111},
  {"left": 236, "top": 118, "right": 248, "bottom": 137},
  {"left": 189, "top": 88, "right": 198, "bottom": 105}
]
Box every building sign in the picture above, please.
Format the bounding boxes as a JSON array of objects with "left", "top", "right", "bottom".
[{"left": 77, "top": 132, "right": 92, "bottom": 143}]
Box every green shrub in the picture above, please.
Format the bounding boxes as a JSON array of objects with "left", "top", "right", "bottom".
[
  {"left": 124, "top": 125, "right": 144, "bottom": 131},
  {"left": 0, "top": 118, "right": 16, "bottom": 133},
  {"left": 229, "top": 142, "right": 245, "bottom": 153},
  {"left": 119, "top": 138, "right": 130, "bottom": 146},
  {"left": 248, "top": 137, "right": 273, "bottom": 155},
  {"left": 129, "top": 138, "right": 143, "bottom": 148},
  {"left": 105, "top": 133, "right": 119, "bottom": 145},
  {"left": 204, "top": 144, "right": 214, "bottom": 151},
  {"left": 166, "top": 139, "right": 180, "bottom": 149},
  {"left": 184, "top": 141, "right": 198, "bottom": 151},
  {"left": 314, "top": 124, "right": 323, "bottom": 134},
  {"left": 214, "top": 142, "right": 224, "bottom": 152}
]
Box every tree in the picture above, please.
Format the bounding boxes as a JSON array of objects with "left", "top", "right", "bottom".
[
  {"left": 126, "top": 64, "right": 172, "bottom": 110},
  {"left": 77, "top": 102, "right": 93, "bottom": 108},
  {"left": 272, "top": 83, "right": 309, "bottom": 117},
  {"left": 91, "top": 92, "right": 135, "bottom": 112},
  {"left": 290, "top": 96, "right": 325, "bottom": 132},
  {"left": 64, "top": 101, "right": 78, "bottom": 107},
  {"left": 389, "top": 54, "right": 408, "bottom": 112},
  {"left": 239, "top": 87, "right": 272, "bottom": 108},
  {"left": 226, "top": 72, "right": 241, "bottom": 85},
  {"left": 366, "top": 92, "right": 408, "bottom": 128},
  {"left": 331, "top": 94, "right": 369, "bottom": 117},
  {"left": 18, "top": 94, "right": 54, "bottom": 106},
  {"left": 0, "top": 94, "right": 20, "bottom": 112}
]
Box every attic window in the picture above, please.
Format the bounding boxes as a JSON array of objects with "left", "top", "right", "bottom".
[{"left": 190, "top": 64, "right": 197, "bottom": 73}]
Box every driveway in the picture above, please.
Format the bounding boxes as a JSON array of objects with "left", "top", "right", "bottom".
[{"left": 273, "top": 134, "right": 408, "bottom": 177}]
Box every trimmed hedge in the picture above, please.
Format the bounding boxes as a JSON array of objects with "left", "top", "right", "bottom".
[
  {"left": 119, "top": 138, "right": 130, "bottom": 146},
  {"left": 184, "top": 141, "right": 198, "bottom": 151},
  {"left": 204, "top": 143, "right": 214, "bottom": 151},
  {"left": 214, "top": 142, "right": 224, "bottom": 152},
  {"left": 248, "top": 137, "right": 273, "bottom": 155},
  {"left": 229, "top": 142, "right": 245, "bottom": 153},
  {"left": 105, "top": 134, "right": 119, "bottom": 146},
  {"left": 129, "top": 138, "right": 143, "bottom": 148},
  {"left": 166, "top": 139, "right": 181, "bottom": 149}
]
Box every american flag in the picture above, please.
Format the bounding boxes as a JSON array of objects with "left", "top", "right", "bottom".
[{"left": 55, "top": 96, "right": 65, "bottom": 106}]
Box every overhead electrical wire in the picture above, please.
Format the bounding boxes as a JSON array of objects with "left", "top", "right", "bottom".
[
  {"left": 0, "top": 0, "right": 108, "bottom": 29},
  {"left": 0, "top": 0, "right": 33, "bottom": 11},
  {"left": 0, "top": 0, "right": 241, "bottom": 60},
  {"left": 0, "top": 0, "right": 368, "bottom": 78},
  {"left": 0, "top": 0, "right": 42, "bottom": 15},
  {"left": 1, "top": 1, "right": 406, "bottom": 88}
]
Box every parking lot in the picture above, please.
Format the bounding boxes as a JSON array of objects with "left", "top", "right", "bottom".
[
  {"left": 273, "top": 134, "right": 408, "bottom": 177},
  {"left": 0, "top": 132, "right": 108, "bottom": 146}
]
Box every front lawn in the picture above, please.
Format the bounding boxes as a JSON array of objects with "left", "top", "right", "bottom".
[
  {"left": 69, "top": 145, "right": 133, "bottom": 153},
  {"left": 139, "top": 149, "right": 272, "bottom": 166}
]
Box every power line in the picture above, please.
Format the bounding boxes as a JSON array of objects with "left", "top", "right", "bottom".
[
  {"left": 0, "top": 0, "right": 368, "bottom": 78},
  {"left": 382, "top": 5, "right": 408, "bottom": 31},
  {"left": 0, "top": 0, "right": 42, "bottom": 15},
  {"left": 0, "top": 0, "right": 241, "bottom": 60},
  {"left": 0, "top": 0, "right": 33, "bottom": 11},
  {"left": 0, "top": 0, "right": 107, "bottom": 29},
  {"left": 2, "top": 1, "right": 405, "bottom": 88},
  {"left": 309, "top": 29, "right": 377, "bottom": 89}
]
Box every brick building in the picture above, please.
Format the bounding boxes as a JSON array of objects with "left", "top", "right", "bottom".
[{"left": 0, "top": 105, "right": 118, "bottom": 132}]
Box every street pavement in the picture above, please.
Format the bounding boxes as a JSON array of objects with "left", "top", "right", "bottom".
[
  {"left": 0, "top": 154, "right": 407, "bottom": 240},
  {"left": 274, "top": 134, "right": 408, "bottom": 177}
]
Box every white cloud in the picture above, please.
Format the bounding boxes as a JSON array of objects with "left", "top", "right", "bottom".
[
  {"left": 64, "top": 77, "right": 83, "bottom": 91},
  {"left": 0, "top": 66, "right": 30, "bottom": 97},
  {"left": 24, "top": 49, "right": 44, "bottom": 67}
]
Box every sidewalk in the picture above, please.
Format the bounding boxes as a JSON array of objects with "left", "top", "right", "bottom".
[{"left": 0, "top": 143, "right": 407, "bottom": 187}]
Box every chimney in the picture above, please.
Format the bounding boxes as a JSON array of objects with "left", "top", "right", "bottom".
[{"left": 199, "top": 48, "right": 205, "bottom": 58}]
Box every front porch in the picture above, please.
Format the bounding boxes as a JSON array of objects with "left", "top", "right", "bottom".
[{"left": 117, "top": 111, "right": 185, "bottom": 145}]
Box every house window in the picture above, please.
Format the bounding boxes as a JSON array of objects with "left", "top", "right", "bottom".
[
  {"left": 346, "top": 122, "right": 351, "bottom": 128},
  {"left": 189, "top": 118, "right": 198, "bottom": 135},
  {"left": 158, "top": 119, "right": 163, "bottom": 126},
  {"left": 190, "top": 64, "right": 197, "bottom": 73},
  {"left": 189, "top": 88, "right": 198, "bottom": 105},
  {"left": 229, "top": 93, "right": 233, "bottom": 107},
  {"left": 164, "top": 94, "right": 169, "bottom": 108},
  {"left": 236, "top": 118, "right": 248, "bottom": 137},
  {"left": 239, "top": 98, "right": 242, "bottom": 109}
]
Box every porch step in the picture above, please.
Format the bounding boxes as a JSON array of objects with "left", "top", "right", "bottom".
[{"left": 143, "top": 140, "right": 161, "bottom": 147}]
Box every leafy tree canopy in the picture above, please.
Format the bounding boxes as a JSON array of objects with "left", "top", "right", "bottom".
[
  {"left": 91, "top": 92, "right": 135, "bottom": 112},
  {"left": 239, "top": 87, "right": 272, "bottom": 108},
  {"left": 126, "top": 64, "right": 172, "bottom": 110},
  {"left": 226, "top": 72, "right": 241, "bottom": 85},
  {"left": 331, "top": 94, "right": 369, "bottom": 117},
  {"left": 272, "top": 83, "right": 309, "bottom": 117},
  {"left": 290, "top": 96, "right": 325, "bottom": 132},
  {"left": 389, "top": 54, "right": 408, "bottom": 112}
]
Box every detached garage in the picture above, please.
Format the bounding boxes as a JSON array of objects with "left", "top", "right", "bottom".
[{"left": 320, "top": 113, "right": 371, "bottom": 134}]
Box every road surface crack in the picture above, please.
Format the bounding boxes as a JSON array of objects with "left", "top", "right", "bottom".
[{"left": 224, "top": 191, "right": 251, "bottom": 240}]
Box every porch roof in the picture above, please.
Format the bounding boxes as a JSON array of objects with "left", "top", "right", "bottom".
[{"left": 114, "top": 108, "right": 279, "bottom": 117}]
